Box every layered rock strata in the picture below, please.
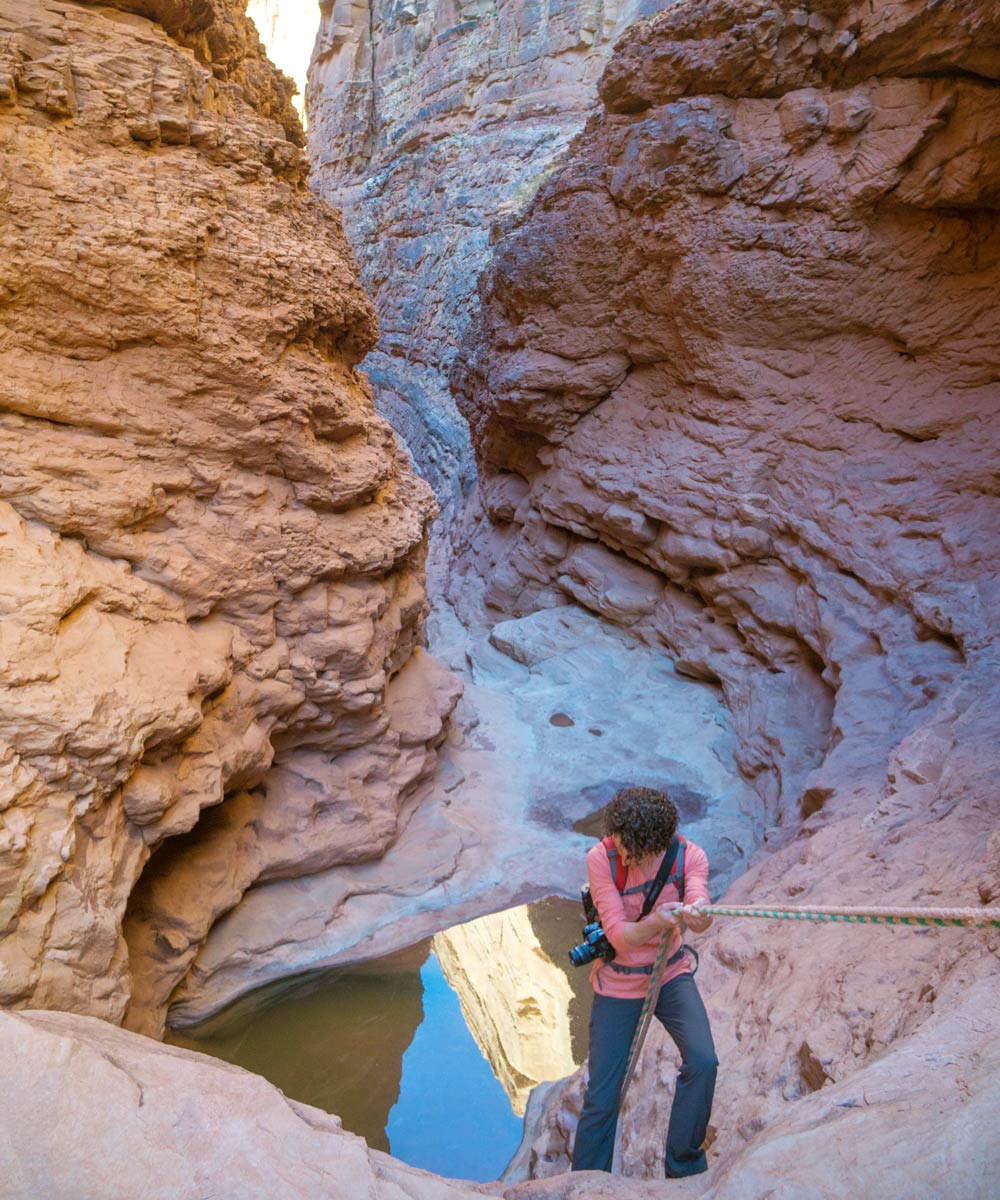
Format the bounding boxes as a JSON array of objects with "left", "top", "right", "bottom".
[
  {"left": 308, "top": 0, "right": 671, "bottom": 498},
  {"left": 452, "top": 0, "right": 1000, "bottom": 1187},
  {"left": 0, "top": 0, "right": 457, "bottom": 1035}
]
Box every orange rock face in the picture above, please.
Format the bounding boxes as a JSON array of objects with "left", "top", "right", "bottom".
[
  {"left": 0, "top": 0, "right": 458, "bottom": 1034},
  {"left": 452, "top": 0, "right": 1000, "bottom": 1188}
]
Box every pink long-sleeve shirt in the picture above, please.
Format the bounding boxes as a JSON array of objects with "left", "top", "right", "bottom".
[{"left": 586, "top": 837, "right": 710, "bottom": 999}]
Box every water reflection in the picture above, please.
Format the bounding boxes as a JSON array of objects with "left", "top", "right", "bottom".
[
  {"left": 387, "top": 951, "right": 523, "bottom": 1179},
  {"left": 166, "top": 940, "right": 429, "bottom": 1153},
  {"left": 525, "top": 894, "right": 595, "bottom": 1065},
  {"left": 433, "top": 902, "right": 579, "bottom": 1115},
  {"left": 166, "top": 897, "right": 591, "bottom": 1179}
]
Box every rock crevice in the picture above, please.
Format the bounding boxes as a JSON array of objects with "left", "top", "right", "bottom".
[{"left": 308, "top": 0, "right": 674, "bottom": 498}]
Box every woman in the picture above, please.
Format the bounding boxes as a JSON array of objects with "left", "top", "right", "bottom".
[{"left": 571, "top": 786, "right": 717, "bottom": 1177}]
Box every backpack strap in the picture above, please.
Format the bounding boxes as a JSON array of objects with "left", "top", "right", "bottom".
[
  {"left": 600, "top": 834, "right": 688, "bottom": 905},
  {"left": 600, "top": 836, "right": 628, "bottom": 891},
  {"left": 638, "top": 836, "right": 683, "bottom": 918}
]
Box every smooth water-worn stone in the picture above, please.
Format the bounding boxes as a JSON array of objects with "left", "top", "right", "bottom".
[
  {"left": 166, "top": 595, "right": 756, "bottom": 1024},
  {"left": 0, "top": 1008, "right": 496, "bottom": 1200}
]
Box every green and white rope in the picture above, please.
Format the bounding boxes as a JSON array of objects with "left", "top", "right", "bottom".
[
  {"left": 611, "top": 928, "right": 683, "bottom": 1174},
  {"left": 702, "top": 903, "right": 1000, "bottom": 929},
  {"left": 611, "top": 899, "right": 998, "bottom": 1169}
]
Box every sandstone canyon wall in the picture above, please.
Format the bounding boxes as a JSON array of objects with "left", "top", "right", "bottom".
[
  {"left": 452, "top": 0, "right": 1000, "bottom": 1188},
  {"left": 2, "top": 0, "right": 998, "bottom": 1195},
  {"left": 0, "top": 0, "right": 459, "bottom": 1038},
  {"left": 308, "top": 0, "right": 671, "bottom": 498}
]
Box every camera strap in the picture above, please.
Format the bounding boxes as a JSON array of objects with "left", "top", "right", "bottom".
[{"left": 637, "top": 836, "right": 684, "bottom": 920}]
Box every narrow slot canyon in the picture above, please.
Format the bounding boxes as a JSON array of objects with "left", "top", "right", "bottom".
[{"left": 0, "top": 1, "right": 998, "bottom": 1197}]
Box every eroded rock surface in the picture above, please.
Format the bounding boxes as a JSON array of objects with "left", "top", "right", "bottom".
[
  {"left": 308, "top": 0, "right": 671, "bottom": 497},
  {"left": 164, "top": 597, "right": 755, "bottom": 1026},
  {"left": 452, "top": 0, "right": 1000, "bottom": 1187},
  {"left": 0, "top": 0, "right": 457, "bottom": 1034}
]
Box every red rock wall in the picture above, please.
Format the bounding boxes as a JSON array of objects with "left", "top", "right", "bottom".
[
  {"left": 452, "top": 0, "right": 1000, "bottom": 1188},
  {"left": 0, "top": 0, "right": 458, "bottom": 1035}
]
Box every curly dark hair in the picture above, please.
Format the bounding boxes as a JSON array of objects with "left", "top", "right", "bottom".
[{"left": 603, "top": 787, "right": 679, "bottom": 860}]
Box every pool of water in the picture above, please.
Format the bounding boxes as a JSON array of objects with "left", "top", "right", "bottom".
[{"left": 166, "top": 896, "right": 593, "bottom": 1181}]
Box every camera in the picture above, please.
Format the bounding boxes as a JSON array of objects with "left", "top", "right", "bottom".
[{"left": 568, "top": 886, "right": 616, "bottom": 968}]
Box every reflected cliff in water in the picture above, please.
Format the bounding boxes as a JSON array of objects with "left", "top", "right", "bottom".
[
  {"left": 166, "top": 897, "right": 591, "bottom": 1180},
  {"left": 433, "top": 897, "right": 592, "bottom": 1115}
]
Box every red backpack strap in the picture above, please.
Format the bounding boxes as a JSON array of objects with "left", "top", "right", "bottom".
[{"left": 601, "top": 836, "right": 628, "bottom": 891}]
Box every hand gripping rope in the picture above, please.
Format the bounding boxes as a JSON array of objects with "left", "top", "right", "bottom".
[{"left": 613, "top": 902, "right": 999, "bottom": 1160}]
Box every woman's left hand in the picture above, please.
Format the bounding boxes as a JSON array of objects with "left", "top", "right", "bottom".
[{"left": 681, "top": 902, "right": 713, "bottom": 933}]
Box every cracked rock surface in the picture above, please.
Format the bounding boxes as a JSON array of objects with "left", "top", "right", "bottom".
[{"left": 308, "top": 0, "right": 673, "bottom": 498}]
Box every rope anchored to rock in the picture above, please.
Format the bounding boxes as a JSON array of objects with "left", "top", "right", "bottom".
[{"left": 616, "top": 902, "right": 998, "bottom": 1122}]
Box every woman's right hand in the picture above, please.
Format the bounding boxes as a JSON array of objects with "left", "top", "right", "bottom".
[{"left": 647, "top": 902, "right": 683, "bottom": 934}]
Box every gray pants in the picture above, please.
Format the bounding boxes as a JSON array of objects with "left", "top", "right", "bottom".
[{"left": 571, "top": 972, "right": 718, "bottom": 1177}]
